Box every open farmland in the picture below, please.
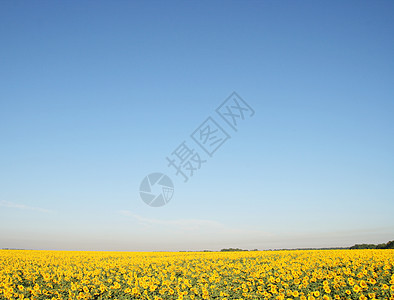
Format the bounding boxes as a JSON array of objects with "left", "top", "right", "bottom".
[{"left": 0, "top": 249, "right": 393, "bottom": 300}]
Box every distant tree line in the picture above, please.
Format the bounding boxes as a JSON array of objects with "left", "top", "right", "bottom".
[
  {"left": 220, "top": 248, "right": 258, "bottom": 252},
  {"left": 350, "top": 240, "right": 394, "bottom": 249}
]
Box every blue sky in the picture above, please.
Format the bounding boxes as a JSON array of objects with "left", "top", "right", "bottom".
[{"left": 0, "top": 1, "right": 393, "bottom": 251}]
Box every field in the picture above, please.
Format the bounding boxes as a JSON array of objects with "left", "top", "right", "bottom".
[{"left": 0, "top": 249, "right": 393, "bottom": 300}]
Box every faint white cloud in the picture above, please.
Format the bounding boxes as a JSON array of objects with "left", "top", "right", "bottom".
[
  {"left": 119, "top": 210, "right": 225, "bottom": 230},
  {"left": 0, "top": 201, "right": 53, "bottom": 213},
  {"left": 118, "top": 210, "right": 273, "bottom": 238}
]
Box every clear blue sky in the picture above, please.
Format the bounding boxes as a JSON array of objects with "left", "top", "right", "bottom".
[{"left": 1, "top": 1, "right": 393, "bottom": 251}]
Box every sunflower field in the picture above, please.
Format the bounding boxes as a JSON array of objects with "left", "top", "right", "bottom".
[{"left": 0, "top": 249, "right": 393, "bottom": 300}]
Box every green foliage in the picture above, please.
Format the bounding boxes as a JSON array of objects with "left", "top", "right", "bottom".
[
  {"left": 350, "top": 244, "right": 377, "bottom": 249},
  {"left": 220, "top": 248, "right": 248, "bottom": 252},
  {"left": 350, "top": 240, "right": 394, "bottom": 249}
]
